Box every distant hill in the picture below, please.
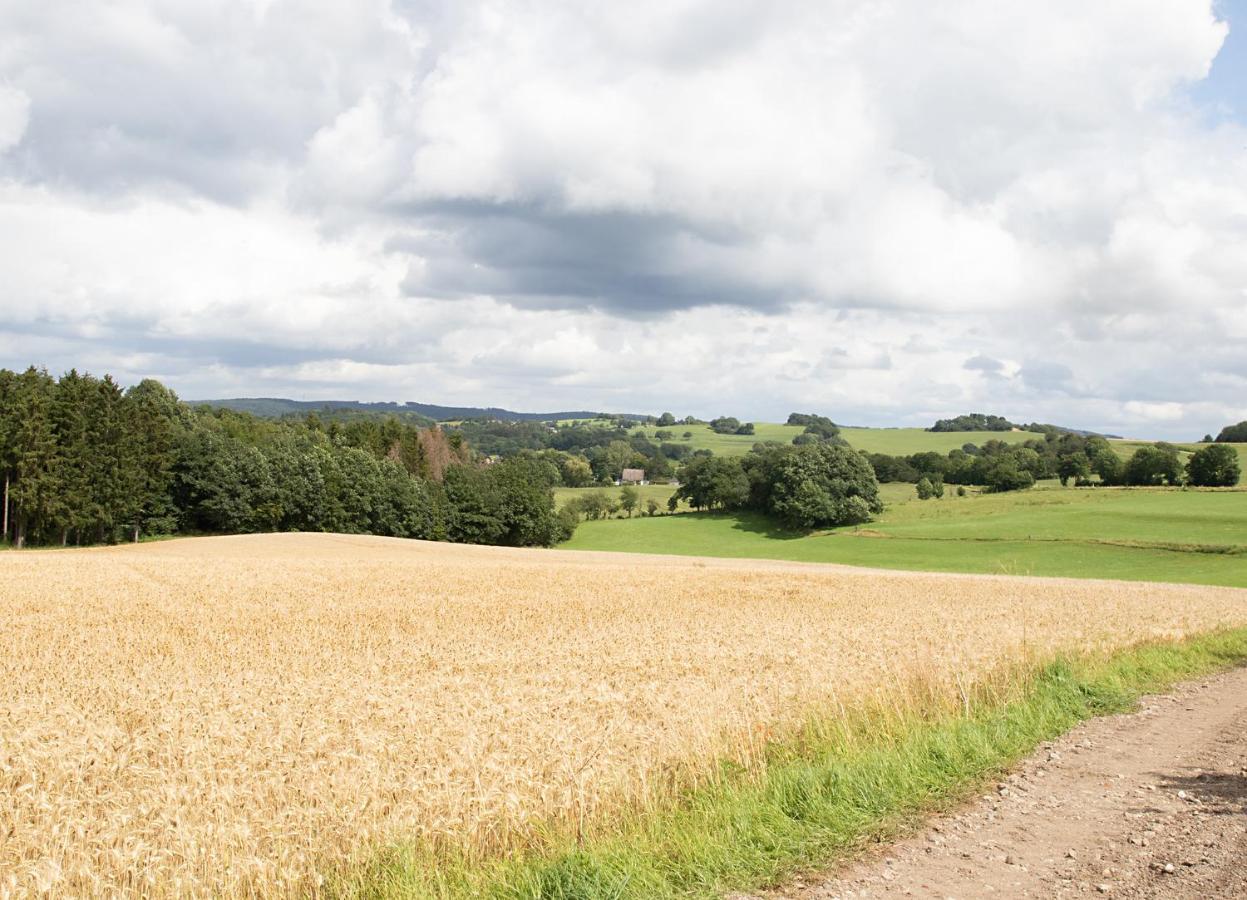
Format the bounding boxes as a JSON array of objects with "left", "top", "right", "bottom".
[{"left": 193, "top": 397, "right": 651, "bottom": 423}]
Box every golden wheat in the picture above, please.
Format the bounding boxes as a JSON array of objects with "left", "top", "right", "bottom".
[{"left": 1, "top": 533, "right": 1244, "bottom": 897}]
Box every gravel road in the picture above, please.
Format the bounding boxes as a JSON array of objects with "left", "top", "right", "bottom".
[{"left": 751, "top": 665, "right": 1247, "bottom": 899}]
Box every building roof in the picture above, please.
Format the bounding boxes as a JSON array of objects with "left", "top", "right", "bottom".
[{"left": 620, "top": 468, "right": 645, "bottom": 482}]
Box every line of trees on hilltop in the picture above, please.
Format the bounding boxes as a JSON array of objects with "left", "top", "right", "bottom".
[
  {"left": 0, "top": 367, "right": 575, "bottom": 548},
  {"left": 864, "top": 432, "right": 1240, "bottom": 492},
  {"left": 787, "top": 412, "right": 847, "bottom": 446},
  {"left": 928, "top": 413, "right": 1018, "bottom": 432}
]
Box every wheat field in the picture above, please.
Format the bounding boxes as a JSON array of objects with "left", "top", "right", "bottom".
[{"left": 2, "top": 534, "right": 1245, "bottom": 897}]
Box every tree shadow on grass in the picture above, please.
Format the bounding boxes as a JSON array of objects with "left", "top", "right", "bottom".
[{"left": 722, "top": 511, "right": 810, "bottom": 542}]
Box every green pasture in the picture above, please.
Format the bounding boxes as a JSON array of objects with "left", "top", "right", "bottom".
[
  {"left": 635, "top": 423, "right": 1047, "bottom": 457},
  {"left": 561, "top": 484, "right": 1247, "bottom": 588},
  {"left": 837, "top": 427, "right": 1034, "bottom": 455}
]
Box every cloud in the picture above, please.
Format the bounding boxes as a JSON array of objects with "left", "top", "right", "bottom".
[
  {"left": 0, "top": 1, "right": 1245, "bottom": 439},
  {"left": 963, "top": 355, "right": 1009, "bottom": 381},
  {"left": 0, "top": 85, "right": 30, "bottom": 153}
]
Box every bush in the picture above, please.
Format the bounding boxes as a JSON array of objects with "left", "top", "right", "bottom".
[{"left": 1186, "top": 443, "right": 1241, "bottom": 487}]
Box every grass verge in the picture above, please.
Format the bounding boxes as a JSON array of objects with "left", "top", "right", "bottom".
[{"left": 337, "top": 627, "right": 1247, "bottom": 899}]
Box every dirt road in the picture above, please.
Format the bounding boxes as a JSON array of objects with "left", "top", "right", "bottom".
[{"left": 755, "top": 665, "right": 1247, "bottom": 899}]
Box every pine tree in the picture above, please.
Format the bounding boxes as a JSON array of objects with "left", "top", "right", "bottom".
[
  {"left": 0, "top": 368, "right": 18, "bottom": 543},
  {"left": 50, "top": 369, "right": 98, "bottom": 544},
  {"left": 10, "top": 368, "right": 65, "bottom": 547}
]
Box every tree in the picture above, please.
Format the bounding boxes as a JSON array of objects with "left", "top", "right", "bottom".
[
  {"left": 485, "top": 457, "right": 570, "bottom": 546},
  {"left": 981, "top": 458, "right": 1035, "bottom": 493},
  {"left": 915, "top": 477, "right": 935, "bottom": 500},
  {"left": 1186, "top": 443, "right": 1240, "bottom": 487},
  {"left": 766, "top": 442, "right": 883, "bottom": 529},
  {"left": 645, "top": 498, "right": 660, "bottom": 516},
  {"left": 574, "top": 490, "right": 614, "bottom": 521},
  {"left": 602, "top": 440, "right": 636, "bottom": 480},
  {"left": 0, "top": 369, "right": 18, "bottom": 542},
  {"left": 619, "top": 485, "right": 639, "bottom": 517},
  {"left": 9, "top": 368, "right": 64, "bottom": 547},
  {"left": 1124, "top": 445, "right": 1182, "bottom": 486},
  {"left": 673, "top": 456, "right": 750, "bottom": 510},
  {"left": 656, "top": 412, "right": 676, "bottom": 427},
  {"left": 1056, "top": 453, "right": 1090, "bottom": 487},
  {"left": 1091, "top": 448, "right": 1124, "bottom": 486},
  {"left": 709, "top": 416, "right": 742, "bottom": 435},
  {"left": 559, "top": 454, "right": 594, "bottom": 487}
]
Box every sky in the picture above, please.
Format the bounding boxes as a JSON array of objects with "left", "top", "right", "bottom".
[{"left": 1, "top": 1, "right": 1245, "bottom": 440}]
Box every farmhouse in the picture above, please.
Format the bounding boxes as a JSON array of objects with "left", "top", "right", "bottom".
[{"left": 619, "top": 468, "right": 647, "bottom": 486}]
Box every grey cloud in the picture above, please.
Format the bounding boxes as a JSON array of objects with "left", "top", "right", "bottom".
[
  {"left": 963, "top": 354, "right": 1006, "bottom": 375},
  {"left": 1018, "top": 360, "right": 1074, "bottom": 393},
  {"left": 399, "top": 204, "right": 792, "bottom": 314}
]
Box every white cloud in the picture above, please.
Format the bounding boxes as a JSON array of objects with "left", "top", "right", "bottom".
[{"left": 0, "top": 0, "right": 1244, "bottom": 438}]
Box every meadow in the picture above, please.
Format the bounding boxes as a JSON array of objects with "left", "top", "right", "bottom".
[
  {"left": 4, "top": 534, "right": 1247, "bottom": 897},
  {"left": 631, "top": 423, "right": 1039, "bottom": 457},
  {"left": 631, "top": 420, "right": 1247, "bottom": 470},
  {"left": 562, "top": 484, "right": 1247, "bottom": 587}
]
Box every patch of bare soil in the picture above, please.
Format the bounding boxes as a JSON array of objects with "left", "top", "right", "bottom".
[{"left": 758, "top": 666, "right": 1247, "bottom": 899}]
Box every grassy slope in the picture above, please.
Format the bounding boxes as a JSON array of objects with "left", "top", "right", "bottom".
[
  {"left": 631, "top": 421, "right": 1236, "bottom": 460},
  {"left": 632, "top": 423, "right": 1038, "bottom": 457},
  {"left": 343, "top": 628, "right": 1247, "bottom": 899},
  {"left": 562, "top": 485, "right": 1247, "bottom": 588}
]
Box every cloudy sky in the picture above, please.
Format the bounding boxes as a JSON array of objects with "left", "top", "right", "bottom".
[{"left": 1, "top": 1, "right": 1245, "bottom": 438}]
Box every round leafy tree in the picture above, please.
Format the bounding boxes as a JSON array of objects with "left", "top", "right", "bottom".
[
  {"left": 767, "top": 443, "right": 883, "bottom": 529},
  {"left": 1186, "top": 443, "right": 1241, "bottom": 487}
]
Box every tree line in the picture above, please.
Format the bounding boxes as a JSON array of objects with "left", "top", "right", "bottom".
[
  {"left": 0, "top": 367, "right": 574, "bottom": 548},
  {"left": 865, "top": 432, "right": 1240, "bottom": 492}
]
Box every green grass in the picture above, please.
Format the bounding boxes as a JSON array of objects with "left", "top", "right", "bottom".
[
  {"left": 562, "top": 485, "right": 1247, "bottom": 588},
  {"left": 633, "top": 422, "right": 805, "bottom": 456},
  {"left": 838, "top": 427, "right": 1034, "bottom": 455},
  {"left": 634, "top": 423, "right": 1039, "bottom": 457},
  {"left": 337, "top": 627, "right": 1247, "bottom": 900},
  {"left": 634, "top": 422, "right": 1247, "bottom": 470},
  {"left": 634, "top": 422, "right": 1100, "bottom": 458}
]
